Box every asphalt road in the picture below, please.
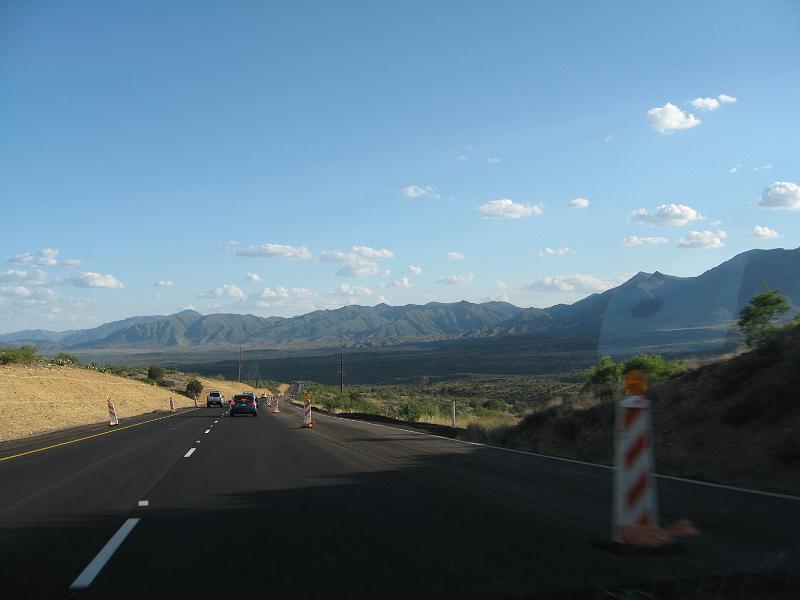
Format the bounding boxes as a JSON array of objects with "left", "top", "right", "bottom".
[{"left": 1, "top": 401, "right": 798, "bottom": 599}]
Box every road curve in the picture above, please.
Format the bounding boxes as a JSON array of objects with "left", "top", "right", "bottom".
[{"left": 1, "top": 401, "right": 798, "bottom": 599}]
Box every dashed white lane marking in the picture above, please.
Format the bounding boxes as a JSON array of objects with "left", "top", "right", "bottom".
[
  {"left": 184, "top": 447, "right": 196, "bottom": 458},
  {"left": 69, "top": 518, "right": 140, "bottom": 590},
  {"left": 204, "top": 429, "right": 210, "bottom": 434},
  {"left": 214, "top": 420, "right": 219, "bottom": 424},
  {"left": 195, "top": 440, "right": 201, "bottom": 443},
  {"left": 137, "top": 500, "right": 149, "bottom": 507}
]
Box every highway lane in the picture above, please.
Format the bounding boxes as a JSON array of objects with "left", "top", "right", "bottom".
[{"left": 1, "top": 401, "right": 798, "bottom": 599}]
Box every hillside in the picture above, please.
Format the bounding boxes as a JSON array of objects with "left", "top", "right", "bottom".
[
  {"left": 1, "top": 247, "right": 798, "bottom": 355},
  {"left": 0, "top": 364, "right": 268, "bottom": 442},
  {"left": 471, "top": 324, "right": 800, "bottom": 494}
]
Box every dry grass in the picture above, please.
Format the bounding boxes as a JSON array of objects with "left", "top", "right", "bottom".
[{"left": 0, "top": 365, "right": 265, "bottom": 442}]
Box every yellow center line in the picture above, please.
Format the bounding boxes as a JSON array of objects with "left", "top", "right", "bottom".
[{"left": 0, "top": 408, "right": 201, "bottom": 463}]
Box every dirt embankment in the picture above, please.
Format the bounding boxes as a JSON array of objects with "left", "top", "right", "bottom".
[
  {"left": 0, "top": 365, "right": 268, "bottom": 442},
  {"left": 469, "top": 326, "right": 800, "bottom": 494}
]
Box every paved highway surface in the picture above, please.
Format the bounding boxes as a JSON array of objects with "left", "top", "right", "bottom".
[{"left": 1, "top": 401, "right": 798, "bottom": 599}]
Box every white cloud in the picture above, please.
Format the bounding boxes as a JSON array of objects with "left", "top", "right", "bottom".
[
  {"left": 435, "top": 273, "right": 474, "bottom": 285},
  {"left": 647, "top": 102, "right": 701, "bottom": 133},
  {"left": 8, "top": 248, "right": 81, "bottom": 268},
  {"left": 491, "top": 280, "right": 510, "bottom": 302},
  {"left": 690, "top": 97, "right": 720, "bottom": 111},
  {"left": 154, "top": 280, "right": 173, "bottom": 288},
  {"left": 752, "top": 225, "right": 780, "bottom": 239},
  {"left": 320, "top": 247, "right": 392, "bottom": 278},
  {"left": 486, "top": 157, "right": 501, "bottom": 164},
  {"left": 629, "top": 203, "right": 703, "bottom": 226},
  {"left": 709, "top": 219, "right": 723, "bottom": 226},
  {"left": 477, "top": 199, "right": 543, "bottom": 219},
  {"left": 456, "top": 155, "right": 467, "bottom": 161},
  {"left": 236, "top": 243, "right": 312, "bottom": 260},
  {"left": 197, "top": 284, "right": 245, "bottom": 299},
  {"left": 401, "top": 184, "right": 438, "bottom": 198},
  {"left": 527, "top": 274, "right": 623, "bottom": 293},
  {"left": 756, "top": 181, "right": 800, "bottom": 210},
  {"left": 538, "top": 247, "right": 574, "bottom": 256},
  {"left": 407, "top": 265, "right": 423, "bottom": 276},
  {"left": 0, "top": 286, "right": 31, "bottom": 297},
  {"left": 677, "top": 230, "right": 727, "bottom": 249},
  {"left": 729, "top": 164, "right": 740, "bottom": 174},
  {"left": 445, "top": 252, "right": 464, "bottom": 260},
  {"left": 621, "top": 236, "right": 669, "bottom": 246},
  {"left": 567, "top": 197, "right": 590, "bottom": 209},
  {"left": 603, "top": 135, "right": 614, "bottom": 142},
  {"left": 336, "top": 284, "right": 374, "bottom": 297},
  {"left": 250, "top": 287, "right": 316, "bottom": 310},
  {"left": 351, "top": 246, "right": 394, "bottom": 259},
  {"left": 0, "top": 269, "right": 48, "bottom": 285},
  {"left": 244, "top": 273, "right": 262, "bottom": 283},
  {"left": 754, "top": 164, "right": 773, "bottom": 171},
  {"left": 718, "top": 94, "right": 737, "bottom": 104},
  {"left": 384, "top": 276, "right": 413, "bottom": 289},
  {"left": 66, "top": 272, "right": 125, "bottom": 289}
]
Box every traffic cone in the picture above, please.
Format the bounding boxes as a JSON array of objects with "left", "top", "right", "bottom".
[
  {"left": 302, "top": 392, "right": 314, "bottom": 428},
  {"left": 266, "top": 396, "right": 273, "bottom": 408},
  {"left": 107, "top": 397, "right": 119, "bottom": 426},
  {"left": 193, "top": 396, "right": 199, "bottom": 408},
  {"left": 169, "top": 397, "right": 175, "bottom": 413},
  {"left": 605, "top": 371, "right": 698, "bottom": 553},
  {"left": 271, "top": 396, "right": 280, "bottom": 414}
]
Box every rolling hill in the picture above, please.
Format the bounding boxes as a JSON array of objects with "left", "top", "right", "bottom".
[{"left": 2, "top": 247, "right": 798, "bottom": 356}]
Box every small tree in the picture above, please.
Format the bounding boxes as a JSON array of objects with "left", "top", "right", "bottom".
[
  {"left": 586, "top": 356, "right": 623, "bottom": 387},
  {"left": 738, "top": 286, "right": 791, "bottom": 347},
  {"left": 147, "top": 365, "right": 166, "bottom": 381},
  {"left": 185, "top": 379, "right": 203, "bottom": 398}
]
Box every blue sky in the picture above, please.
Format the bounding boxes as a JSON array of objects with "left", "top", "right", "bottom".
[{"left": 1, "top": 0, "right": 799, "bottom": 332}]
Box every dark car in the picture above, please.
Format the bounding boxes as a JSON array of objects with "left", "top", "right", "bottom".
[{"left": 230, "top": 393, "right": 258, "bottom": 417}]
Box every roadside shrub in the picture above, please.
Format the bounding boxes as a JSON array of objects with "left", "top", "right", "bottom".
[
  {"left": 51, "top": 352, "right": 81, "bottom": 366},
  {"left": 586, "top": 356, "right": 623, "bottom": 387},
  {"left": 623, "top": 354, "right": 684, "bottom": 379},
  {"left": 0, "top": 345, "right": 40, "bottom": 365},
  {"left": 186, "top": 379, "right": 203, "bottom": 398},
  {"left": 482, "top": 398, "right": 507, "bottom": 412},
  {"left": 397, "top": 402, "right": 424, "bottom": 422},
  {"left": 158, "top": 378, "right": 175, "bottom": 388},
  {"left": 147, "top": 365, "right": 166, "bottom": 381}
]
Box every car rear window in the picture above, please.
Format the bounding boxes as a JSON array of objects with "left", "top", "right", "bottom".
[
  {"left": 209, "top": 392, "right": 220, "bottom": 396},
  {"left": 233, "top": 395, "right": 251, "bottom": 402}
]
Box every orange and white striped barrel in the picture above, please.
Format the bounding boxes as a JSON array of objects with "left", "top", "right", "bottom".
[
  {"left": 613, "top": 392, "right": 658, "bottom": 541},
  {"left": 271, "top": 396, "right": 280, "bottom": 413},
  {"left": 302, "top": 392, "right": 313, "bottom": 428},
  {"left": 169, "top": 397, "right": 175, "bottom": 413},
  {"left": 107, "top": 397, "right": 119, "bottom": 426},
  {"left": 266, "top": 396, "right": 273, "bottom": 408},
  {"left": 193, "top": 396, "right": 199, "bottom": 408}
]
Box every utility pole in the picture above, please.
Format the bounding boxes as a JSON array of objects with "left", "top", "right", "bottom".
[
  {"left": 339, "top": 347, "right": 344, "bottom": 394},
  {"left": 238, "top": 346, "right": 243, "bottom": 383}
]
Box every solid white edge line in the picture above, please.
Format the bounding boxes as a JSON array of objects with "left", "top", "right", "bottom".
[
  {"left": 311, "top": 408, "right": 800, "bottom": 502},
  {"left": 69, "top": 518, "right": 140, "bottom": 590},
  {"left": 184, "top": 447, "right": 196, "bottom": 458}
]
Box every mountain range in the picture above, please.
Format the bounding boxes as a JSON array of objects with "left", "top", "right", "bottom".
[{"left": 2, "top": 247, "right": 798, "bottom": 355}]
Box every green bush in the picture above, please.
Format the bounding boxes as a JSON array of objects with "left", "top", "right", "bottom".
[
  {"left": 0, "top": 345, "right": 40, "bottom": 365},
  {"left": 186, "top": 379, "right": 203, "bottom": 398},
  {"left": 482, "top": 398, "right": 507, "bottom": 411},
  {"left": 147, "top": 365, "right": 166, "bottom": 381},
  {"left": 622, "top": 354, "right": 684, "bottom": 379},
  {"left": 586, "top": 356, "right": 623, "bottom": 387},
  {"left": 51, "top": 352, "right": 81, "bottom": 366},
  {"left": 397, "top": 402, "right": 424, "bottom": 422}
]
